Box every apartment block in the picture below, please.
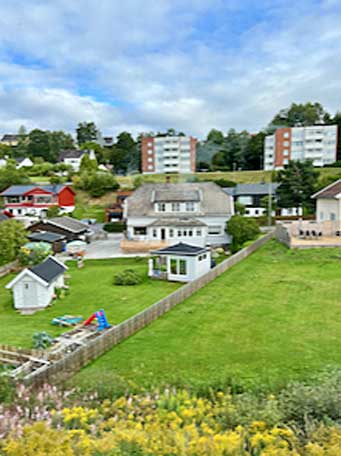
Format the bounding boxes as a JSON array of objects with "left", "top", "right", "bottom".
[
  {"left": 141, "top": 134, "right": 196, "bottom": 174},
  {"left": 264, "top": 125, "right": 338, "bottom": 170}
]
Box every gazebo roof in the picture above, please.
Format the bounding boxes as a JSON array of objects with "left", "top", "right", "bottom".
[{"left": 151, "top": 242, "right": 208, "bottom": 256}]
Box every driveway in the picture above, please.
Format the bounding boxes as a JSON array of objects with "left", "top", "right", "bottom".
[{"left": 84, "top": 233, "right": 148, "bottom": 259}]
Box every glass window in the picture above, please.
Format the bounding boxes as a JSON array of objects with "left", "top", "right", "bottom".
[
  {"left": 185, "top": 202, "right": 195, "bottom": 212},
  {"left": 179, "top": 259, "right": 187, "bottom": 275},
  {"left": 171, "top": 202, "right": 180, "bottom": 211},
  {"left": 152, "top": 229, "right": 157, "bottom": 238},
  {"left": 134, "top": 227, "right": 147, "bottom": 235},
  {"left": 188, "top": 230, "right": 193, "bottom": 237},
  {"left": 196, "top": 229, "right": 202, "bottom": 236},
  {"left": 330, "top": 212, "right": 336, "bottom": 221},
  {"left": 283, "top": 132, "right": 289, "bottom": 138},
  {"left": 158, "top": 203, "right": 166, "bottom": 212},
  {"left": 148, "top": 157, "right": 153, "bottom": 162},
  {"left": 177, "top": 230, "right": 182, "bottom": 237},
  {"left": 170, "top": 259, "right": 177, "bottom": 274},
  {"left": 169, "top": 229, "right": 174, "bottom": 237},
  {"left": 183, "top": 230, "right": 187, "bottom": 236},
  {"left": 208, "top": 226, "right": 222, "bottom": 235},
  {"left": 238, "top": 196, "right": 252, "bottom": 205},
  {"left": 320, "top": 212, "right": 324, "bottom": 220}
]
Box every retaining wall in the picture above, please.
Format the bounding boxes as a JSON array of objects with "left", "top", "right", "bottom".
[{"left": 24, "top": 231, "right": 275, "bottom": 386}]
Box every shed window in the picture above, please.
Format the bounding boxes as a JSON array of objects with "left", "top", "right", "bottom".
[
  {"left": 170, "top": 259, "right": 177, "bottom": 274},
  {"left": 134, "top": 227, "right": 147, "bottom": 235},
  {"left": 179, "top": 260, "right": 187, "bottom": 275}
]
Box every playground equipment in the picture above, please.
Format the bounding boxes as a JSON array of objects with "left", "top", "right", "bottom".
[
  {"left": 51, "top": 315, "right": 83, "bottom": 327},
  {"left": 83, "top": 309, "right": 111, "bottom": 331}
]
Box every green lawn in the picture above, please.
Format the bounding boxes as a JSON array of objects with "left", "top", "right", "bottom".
[
  {"left": 0, "top": 258, "right": 180, "bottom": 348},
  {"left": 74, "top": 241, "right": 341, "bottom": 392}
]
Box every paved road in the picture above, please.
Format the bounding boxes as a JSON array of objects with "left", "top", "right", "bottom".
[{"left": 84, "top": 233, "right": 148, "bottom": 259}]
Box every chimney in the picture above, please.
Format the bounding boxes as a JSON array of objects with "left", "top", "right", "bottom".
[{"left": 166, "top": 175, "right": 171, "bottom": 184}]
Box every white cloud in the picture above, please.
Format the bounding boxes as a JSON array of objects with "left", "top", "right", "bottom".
[{"left": 0, "top": 0, "right": 340, "bottom": 138}]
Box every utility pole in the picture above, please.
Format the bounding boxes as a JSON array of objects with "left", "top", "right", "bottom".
[{"left": 268, "top": 173, "right": 272, "bottom": 228}]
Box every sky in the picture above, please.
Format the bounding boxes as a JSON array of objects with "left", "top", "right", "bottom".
[{"left": 0, "top": 0, "right": 341, "bottom": 139}]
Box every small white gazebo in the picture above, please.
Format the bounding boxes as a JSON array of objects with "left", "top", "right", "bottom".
[{"left": 149, "top": 242, "right": 211, "bottom": 283}]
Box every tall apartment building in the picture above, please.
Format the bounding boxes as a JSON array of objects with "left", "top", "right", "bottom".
[
  {"left": 264, "top": 125, "right": 338, "bottom": 170},
  {"left": 141, "top": 134, "right": 197, "bottom": 174}
]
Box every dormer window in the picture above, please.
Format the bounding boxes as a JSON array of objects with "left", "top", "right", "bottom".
[{"left": 185, "top": 202, "right": 195, "bottom": 212}]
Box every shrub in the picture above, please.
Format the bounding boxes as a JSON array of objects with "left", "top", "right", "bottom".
[
  {"left": 103, "top": 222, "right": 126, "bottom": 233},
  {"left": 18, "top": 243, "right": 51, "bottom": 266},
  {"left": 32, "top": 332, "right": 53, "bottom": 349},
  {"left": 227, "top": 215, "right": 260, "bottom": 253},
  {"left": 113, "top": 269, "right": 142, "bottom": 286},
  {"left": 214, "top": 178, "right": 237, "bottom": 188},
  {"left": 73, "top": 171, "right": 119, "bottom": 197}
]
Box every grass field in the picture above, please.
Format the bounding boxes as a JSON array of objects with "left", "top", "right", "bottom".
[
  {"left": 74, "top": 241, "right": 341, "bottom": 392},
  {"left": 0, "top": 258, "right": 180, "bottom": 348}
]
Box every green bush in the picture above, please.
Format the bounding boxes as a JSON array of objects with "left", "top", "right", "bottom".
[
  {"left": 33, "top": 332, "right": 54, "bottom": 349},
  {"left": 113, "top": 269, "right": 142, "bottom": 286},
  {"left": 214, "top": 178, "right": 237, "bottom": 188},
  {"left": 103, "top": 222, "right": 126, "bottom": 233},
  {"left": 227, "top": 215, "right": 260, "bottom": 253},
  {"left": 73, "top": 171, "right": 119, "bottom": 197}
]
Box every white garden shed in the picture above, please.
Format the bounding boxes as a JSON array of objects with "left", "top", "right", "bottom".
[
  {"left": 149, "top": 242, "right": 211, "bottom": 283},
  {"left": 6, "top": 256, "right": 67, "bottom": 313}
]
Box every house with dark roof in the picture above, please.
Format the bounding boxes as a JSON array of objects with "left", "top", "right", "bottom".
[
  {"left": 149, "top": 242, "right": 211, "bottom": 282},
  {"left": 224, "top": 183, "right": 300, "bottom": 217},
  {"left": 29, "top": 216, "right": 91, "bottom": 242},
  {"left": 28, "top": 231, "right": 66, "bottom": 253},
  {"left": 1, "top": 134, "right": 20, "bottom": 146},
  {"left": 59, "top": 149, "right": 96, "bottom": 171},
  {"left": 6, "top": 256, "right": 67, "bottom": 313},
  {"left": 123, "top": 182, "right": 234, "bottom": 250},
  {"left": 0, "top": 184, "right": 75, "bottom": 217},
  {"left": 312, "top": 179, "right": 341, "bottom": 223}
]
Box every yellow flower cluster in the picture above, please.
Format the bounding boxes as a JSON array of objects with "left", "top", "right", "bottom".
[{"left": 2, "top": 390, "right": 341, "bottom": 455}]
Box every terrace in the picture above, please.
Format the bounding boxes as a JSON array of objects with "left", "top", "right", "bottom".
[{"left": 276, "top": 219, "right": 341, "bottom": 248}]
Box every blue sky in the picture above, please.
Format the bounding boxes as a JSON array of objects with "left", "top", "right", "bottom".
[{"left": 0, "top": 0, "right": 340, "bottom": 138}]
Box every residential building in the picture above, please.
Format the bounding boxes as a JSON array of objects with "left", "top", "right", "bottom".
[
  {"left": 312, "top": 179, "right": 341, "bottom": 223},
  {"left": 264, "top": 125, "right": 338, "bottom": 170},
  {"left": 141, "top": 134, "right": 196, "bottom": 174},
  {"left": 6, "top": 256, "right": 67, "bottom": 313},
  {"left": 58, "top": 149, "right": 96, "bottom": 171},
  {"left": 27, "top": 231, "right": 66, "bottom": 253},
  {"left": 0, "top": 134, "right": 20, "bottom": 147},
  {"left": 105, "top": 190, "right": 133, "bottom": 222},
  {"left": 15, "top": 157, "right": 33, "bottom": 169},
  {"left": 29, "top": 216, "right": 91, "bottom": 242},
  {"left": 149, "top": 242, "right": 211, "bottom": 282},
  {"left": 123, "top": 182, "right": 234, "bottom": 250},
  {"left": 0, "top": 184, "right": 75, "bottom": 217},
  {"left": 223, "top": 183, "right": 300, "bottom": 217}
]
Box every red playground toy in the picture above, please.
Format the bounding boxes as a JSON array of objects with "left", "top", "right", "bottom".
[{"left": 83, "top": 309, "right": 111, "bottom": 331}]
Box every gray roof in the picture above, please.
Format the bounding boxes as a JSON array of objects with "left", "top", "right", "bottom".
[
  {"left": 47, "top": 216, "right": 89, "bottom": 233},
  {"left": 149, "top": 218, "right": 207, "bottom": 227},
  {"left": 126, "top": 182, "right": 233, "bottom": 218},
  {"left": 0, "top": 184, "right": 68, "bottom": 197},
  {"left": 152, "top": 242, "right": 207, "bottom": 256},
  {"left": 154, "top": 189, "right": 200, "bottom": 202},
  {"left": 29, "top": 257, "right": 66, "bottom": 284},
  {"left": 59, "top": 149, "right": 85, "bottom": 160},
  {"left": 28, "top": 231, "right": 66, "bottom": 243},
  {"left": 223, "top": 183, "right": 279, "bottom": 197}
]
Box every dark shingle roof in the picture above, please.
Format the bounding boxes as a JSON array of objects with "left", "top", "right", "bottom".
[
  {"left": 223, "top": 183, "right": 280, "bottom": 197},
  {"left": 28, "top": 232, "right": 66, "bottom": 243},
  {"left": 29, "top": 257, "right": 66, "bottom": 284},
  {"left": 151, "top": 242, "right": 207, "bottom": 256},
  {"left": 0, "top": 184, "right": 68, "bottom": 197},
  {"left": 47, "top": 216, "right": 89, "bottom": 233},
  {"left": 312, "top": 180, "right": 341, "bottom": 199},
  {"left": 1, "top": 134, "right": 19, "bottom": 142},
  {"left": 59, "top": 149, "right": 85, "bottom": 160}
]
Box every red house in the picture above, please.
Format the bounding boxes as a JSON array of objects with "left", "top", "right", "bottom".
[{"left": 0, "top": 184, "right": 75, "bottom": 217}]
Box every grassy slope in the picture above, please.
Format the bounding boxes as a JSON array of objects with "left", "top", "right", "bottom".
[
  {"left": 74, "top": 241, "right": 341, "bottom": 391},
  {"left": 0, "top": 258, "right": 180, "bottom": 348}
]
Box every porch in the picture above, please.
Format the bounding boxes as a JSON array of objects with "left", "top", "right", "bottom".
[{"left": 276, "top": 220, "right": 341, "bottom": 249}]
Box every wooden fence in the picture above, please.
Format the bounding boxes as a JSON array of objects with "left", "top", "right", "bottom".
[
  {"left": 0, "top": 261, "right": 18, "bottom": 279},
  {"left": 24, "top": 231, "right": 275, "bottom": 386}
]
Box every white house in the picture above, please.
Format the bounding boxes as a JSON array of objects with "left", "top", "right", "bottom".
[
  {"left": 15, "top": 157, "right": 33, "bottom": 169},
  {"left": 6, "top": 256, "right": 67, "bottom": 313},
  {"left": 123, "top": 182, "right": 234, "bottom": 248},
  {"left": 312, "top": 179, "right": 341, "bottom": 224},
  {"left": 58, "top": 149, "right": 96, "bottom": 171},
  {"left": 149, "top": 242, "right": 211, "bottom": 282}
]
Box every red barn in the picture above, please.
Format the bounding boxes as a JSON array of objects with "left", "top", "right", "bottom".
[{"left": 0, "top": 184, "right": 75, "bottom": 217}]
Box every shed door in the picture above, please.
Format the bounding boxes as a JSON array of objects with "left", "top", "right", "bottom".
[{"left": 22, "top": 280, "right": 37, "bottom": 307}]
